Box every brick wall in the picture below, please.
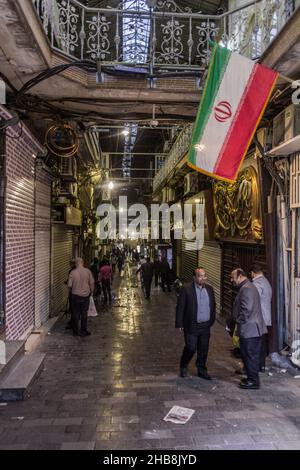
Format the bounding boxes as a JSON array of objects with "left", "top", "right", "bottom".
[{"left": 0, "top": 106, "right": 45, "bottom": 340}]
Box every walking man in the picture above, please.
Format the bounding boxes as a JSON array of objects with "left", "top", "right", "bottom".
[
  {"left": 250, "top": 264, "right": 272, "bottom": 372},
  {"left": 231, "top": 268, "right": 267, "bottom": 389},
  {"left": 68, "top": 258, "right": 94, "bottom": 337},
  {"left": 161, "top": 256, "right": 171, "bottom": 292},
  {"left": 99, "top": 258, "right": 113, "bottom": 303},
  {"left": 153, "top": 255, "right": 162, "bottom": 287},
  {"left": 136, "top": 257, "right": 154, "bottom": 299},
  {"left": 176, "top": 267, "right": 216, "bottom": 380}
]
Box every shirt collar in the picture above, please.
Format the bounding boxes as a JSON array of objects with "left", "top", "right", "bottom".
[{"left": 194, "top": 282, "right": 204, "bottom": 289}]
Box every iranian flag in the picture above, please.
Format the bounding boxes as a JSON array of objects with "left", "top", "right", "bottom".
[{"left": 188, "top": 42, "right": 278, "bottom": 182}]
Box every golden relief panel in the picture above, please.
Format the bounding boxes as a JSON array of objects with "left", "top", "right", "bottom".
[{"left": 213, "top": 165, "right": 263, "bottom": 242}]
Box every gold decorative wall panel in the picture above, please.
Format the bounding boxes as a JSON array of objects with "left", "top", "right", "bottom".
[{"left": 213, "top": 165, "right": 262, "bottom": 242}]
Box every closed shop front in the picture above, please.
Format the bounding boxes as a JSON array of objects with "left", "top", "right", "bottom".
[
  {"left": 220, "top": 241, "right": 266, "bottom": 322},
  {"left": 1, "top": 105, "right": 45, "bottom": 340},
  {"left": 35, "top": 166, "right": 51, "bottom": 328},
  {"left": 181, "top": 239, "right": 198, "bottom": 283},
  {"left": 51, "top": 225, "right": 73, "bottom": 315},
  {"left": 198, "top": 241, "right": 222, "bottom": 316}
]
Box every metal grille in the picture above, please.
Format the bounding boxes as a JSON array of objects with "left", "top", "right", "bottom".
[
  {"left": 51, "top": 226, "right": 73, "bottom": 315},
  {"left": 220, "top": 242, "right": 267, "bottom": 322},
  {"left": 0, "top": 130, "right": 5, "bottom": 334},
  {"left": 181, "top": 239, "right": 198, "bottom": 283},
  {"left": 35, "top": 172, "right": 51, "bottom": 328},
  {"left": 290, "top": 152, "right": 300, "bottom": 209},
  {"left": 198, "top": 241, "right": 221, "bottom": 316}
]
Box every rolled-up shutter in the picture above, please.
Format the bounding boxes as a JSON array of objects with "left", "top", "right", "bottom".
[
  {"left": 35, "top": 169, "right": 51, "bottom": 327},
  {"left": 198, "top": 241, "right": 221, "bottom": 316},
  {"left": 181, "top": 239, "right": 198, "bottom": 283},
  {"left": 51, "top": 225, "right": 73, "bottom": 315}
]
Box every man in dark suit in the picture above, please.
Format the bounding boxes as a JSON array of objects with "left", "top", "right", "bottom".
[
  {"left": 176, "top": 267, "right": 216, "bottom": 380},
  {"left": 231, "top": 268, "right": 267, "bottom": 390}
]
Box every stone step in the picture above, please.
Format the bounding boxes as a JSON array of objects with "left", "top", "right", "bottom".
[
  {"left": 0, "top": 352, "right": 46, "bottom": 401},
  {"left": 0, "top": 341, "right": 25, "bottom": 382}
]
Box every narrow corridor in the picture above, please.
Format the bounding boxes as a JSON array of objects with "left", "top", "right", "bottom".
[{"left": 0, "top": 275, "right": 300, "bottom": 450}]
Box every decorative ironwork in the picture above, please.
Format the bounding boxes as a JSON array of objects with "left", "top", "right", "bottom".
[
  {"left": 213, "top": 165, "right": 263, "bottom": 241},
  {"left": 86, "top": 13, "right": 111, "bottom": 60},
  {"left": 155, "top": 17, "right": 185, "bottom": 64},
  {"left": 57, "top": 0, "right": 80, "bottom": 55},
  {"left": 196, "top": 19, "right": 219, "bottom": 64},
  {"left": 155, "top": 0, "right": 194, "bottom": 14},
  {"left": 33, "top": 0, "right": 295, "bottom": 67}
]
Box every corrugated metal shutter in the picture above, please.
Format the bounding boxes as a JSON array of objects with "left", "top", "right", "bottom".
[
  {"left": 51, "top": 225, "right": 73, "bottom": 315},
  {"left": 181, "top": 239, "right": 198, "bottom": 283},
  {"left": 220, "top": 242, "right": 266, "bottom": 322},
  {"left": 35, "top": 170, "right": 51, "bottom": 327},
  {"left": 198, "top": 241, "right": 221, "bottom": 316}
]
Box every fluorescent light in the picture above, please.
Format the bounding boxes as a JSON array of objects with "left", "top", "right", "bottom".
[
  {"left": 108, "top": 181, "right": 114, "bottom": 190},
  {"left": 194, "top": 198, "right": 201, "bottom": 203}
]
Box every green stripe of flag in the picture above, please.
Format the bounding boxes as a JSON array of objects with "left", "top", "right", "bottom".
[{"left": 188, "top": 43, "right": 232, "bottom": 165}]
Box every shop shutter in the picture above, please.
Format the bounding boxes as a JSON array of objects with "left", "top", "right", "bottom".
[
  {"left": 220, "top": 242, "right": 266, "bottom": 322},
  {"left": 35, "top": 171, "right": 51, "bottom": 327},
  {"left": 51, "top": 225, "right": 73, "bottom": 315},
  {"left": 198, "top": 241, "right": 221, "bottom": 316},
  {"left": 181, "top": 239, "right": 198, "bottom": 283}
]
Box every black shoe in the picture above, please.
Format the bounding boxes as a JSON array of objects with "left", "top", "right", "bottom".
[
  {"left": 259, "top": 366, "right": 265, "bottom": 373},
  {"left": 65, "top": 322, "right": 72, "bottom": 330},
  {"left": 239, "top": 380, "right": 259, "bottom": 389},
  {"left": 79, "top": 330, "right": 91, "bottom": 337},
  {"left": 73, "top": 331, "right": 79, "bottom": 336},
  {"left": 179, "top": 368, "right": 188, "bottom": 378},
  {"left": 198, "top": 371, "right": 212, "bottom": 380}
]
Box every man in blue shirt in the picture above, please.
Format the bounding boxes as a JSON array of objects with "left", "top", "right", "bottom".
[{"left": 176, "top": 267, "right": 216, "bottom": 380}]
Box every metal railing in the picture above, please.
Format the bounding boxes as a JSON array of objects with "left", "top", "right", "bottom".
[
  {"left": 32, "top": 0, "right": 295, "bottom": 68},
  {"left": 153, "top": 123, "right": 193, "bottom": 192}
]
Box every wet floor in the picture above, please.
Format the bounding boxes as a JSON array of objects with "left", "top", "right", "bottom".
[{"left": 1, "top": 270, "right": 300, "bottom": 450}]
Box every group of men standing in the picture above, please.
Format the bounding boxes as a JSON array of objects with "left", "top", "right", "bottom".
[{"left": 176, "top": 265, "right": 272, "bottom": 390}]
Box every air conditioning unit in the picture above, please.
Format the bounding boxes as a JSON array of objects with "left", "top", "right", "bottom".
[
  {"left": 58, "top": 181, "right": 78, "bottom": 198},
  {"left": 272, "top": 104, "right": 300, "bottom": 148},
  {"left": 60, "top": 156, "right": 77, "bottom": 181},
  {"left": 184, "top": 172, "right": 199, "bottom": 196}
]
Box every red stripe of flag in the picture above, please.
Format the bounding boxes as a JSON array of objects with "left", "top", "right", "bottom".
[{"left": 214, "top": 64, "right": 278, "bottom": 180}]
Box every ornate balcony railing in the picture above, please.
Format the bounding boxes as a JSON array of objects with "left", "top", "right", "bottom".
[
  {"left": 153, "top": 123, "right": 193, "bottom": 192},
  {"left": 32, "top": 0, "right": 295, "bottom": 69}
]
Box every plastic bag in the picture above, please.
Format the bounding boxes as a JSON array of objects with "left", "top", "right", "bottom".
[
  {"left": 88, "top": 296, "right": 98, "bottom": 317},
  {"left": 271, "top": 352, "right": 292, "bottom": 369}
]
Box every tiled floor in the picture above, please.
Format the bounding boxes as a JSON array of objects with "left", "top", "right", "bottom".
[{"left": 1, "top": 274, "right": 300, "bottom": 450}]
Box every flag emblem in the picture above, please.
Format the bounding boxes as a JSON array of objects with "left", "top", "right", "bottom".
[{"left": 214, "top": 101, "right": 232, "bottom": 122}]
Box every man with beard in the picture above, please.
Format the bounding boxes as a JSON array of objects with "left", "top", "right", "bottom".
[{"left": 230, "top": 268, "right": 267, "bottom": 389}]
